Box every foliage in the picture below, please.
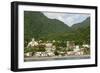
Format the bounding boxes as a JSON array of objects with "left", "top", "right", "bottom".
[
  {"left": 24, "top": 47, "right": 33, "bottom": 53},
  {"left": 83, "top": 47, "right": 90, "bottom": 55},
  {"left": 54, "top": 51, "right": 59, "bottom": 56},
  {"left": 66, "top": 48, "right": 74, "bottom": 51},
  {"left": 24, "top": 11, "right": 90, "bottom": 47},
  {"left": 24, "top": 46, "right": 46, "bottom": 53}
]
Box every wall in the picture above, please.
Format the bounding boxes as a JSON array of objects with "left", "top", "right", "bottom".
[{"left": 0, "top": 0, "right": 99, "bottom": 73}]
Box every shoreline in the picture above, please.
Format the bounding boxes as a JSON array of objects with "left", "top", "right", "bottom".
[{"left": 24, "top": 55, "right": 90, "bottom": 62}]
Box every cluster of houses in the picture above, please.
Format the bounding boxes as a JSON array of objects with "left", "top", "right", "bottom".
[{"left": 24, "top": 38, "right": 90, "bottom": 57}]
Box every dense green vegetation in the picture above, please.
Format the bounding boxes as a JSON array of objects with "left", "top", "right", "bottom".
[{"left": 24, "top": 11, "right": 90, "bottom": 47}]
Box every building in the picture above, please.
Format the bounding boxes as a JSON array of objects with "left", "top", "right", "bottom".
[{"left": 67, "top": 41, "right": 75, "bottom": 49}]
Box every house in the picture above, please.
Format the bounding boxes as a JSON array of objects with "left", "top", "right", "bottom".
[
  {"left": 27, "top": 38, "right": 38, "bottom": 48},
  {"left": 45, "top": 43, "right": 53, "bottom": 52},
  {"left": 47, "top": 52, "right": 55, "bottom": 57},
  {"left": 74, "top": 45, "right": 80, "bottom": 52},
  {"left": 24, "top": 52, "right": 32, "bottom": 57},
  {"left": 34, "top": 52, "right": 41, "bottom": 57},
  {"left": 52, "top": 46, "right": 56, "bottom": 51},
  {"left": 67, "top": 51, "right": 75, "bottom": 55},
  {"left": 75, "top": 50, "right": 84, "bottom": 55},
  {"left": 82, "top": 44, "right": 90, "bottom": 48},
  {"left": 67, "top": 41, "right": 75, "bottom": 49}
]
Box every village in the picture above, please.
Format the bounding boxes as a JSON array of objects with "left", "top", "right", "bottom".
[{"left": 24, "top": 38, "right": 90, "bottom": 59}]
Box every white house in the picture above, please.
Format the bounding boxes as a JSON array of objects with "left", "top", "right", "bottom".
[
  {"left": 34, "top": 52, "right": 41, "bottom": 57},
  {"left": 47, "top": 52, "right": 55, "bottom": 56},
  {"left": 74, "top": 45, "right": 80, "bottom": 52},
  {"left": 67, "top": 51, "right": 75, "bottom": 55},
  {"left": 82, "top": 44, "right": 90, "bottom": 48},
  {"left": 45, "top": 43, "right": 53, "bottom": 52},
  {"left": 24, "top": 52, "right": 32, "bottom": 57},
  {"left": 27, "top": 38, "right": 38, "bottom": 48}
]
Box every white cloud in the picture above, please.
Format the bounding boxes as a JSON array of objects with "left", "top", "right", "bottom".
[{"left": 42, "top": 12, "right": 90, "bottom": 27}]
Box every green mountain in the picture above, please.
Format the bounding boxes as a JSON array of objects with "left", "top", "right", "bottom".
[
  {"left": 24, "top": 11, "right": 70, "bottom": 42},
  {"left": 24, "top": 11, "right": 90, "bottom": 45},
  {"left": 70, "top": 17, "right": 90, "bottom": 44},
  {"left": 71, "top": 17, "right": 90, "bottom": 30}
]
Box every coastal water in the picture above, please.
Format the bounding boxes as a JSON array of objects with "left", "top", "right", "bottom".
[{"left": 24, "top": 55, "right": 90, "bottom": 62}]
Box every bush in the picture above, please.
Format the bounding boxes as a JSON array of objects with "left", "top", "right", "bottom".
[
  {"left": 83, "top": 47, "right": 90, "bottom": 55},
  {"left": 24, "top": 48, "right": 33, "bottom": 53},
  {"left": 54, "top": 51, "right": 59, "bottom": 56}
]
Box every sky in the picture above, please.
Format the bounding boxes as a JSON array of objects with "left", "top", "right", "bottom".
[{"left": 42, "top": 12, "right": 90, "bottom": 27}]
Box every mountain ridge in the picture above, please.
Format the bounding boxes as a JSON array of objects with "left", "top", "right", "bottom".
[{"left": 24, "top": 11, "right": 90, "bottom": 45}]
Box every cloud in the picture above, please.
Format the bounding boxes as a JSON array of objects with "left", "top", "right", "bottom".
[{"left": 42, "top": 12, "right": 90, "bottom": 27}]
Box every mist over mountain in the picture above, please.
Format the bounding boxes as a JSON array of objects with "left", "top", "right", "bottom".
[
  {"left": 24, "top": 11, "right": 90, "bottom": 44},
  {"left": 71, "top": 17, "right": 90, "bottom": 30}
]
